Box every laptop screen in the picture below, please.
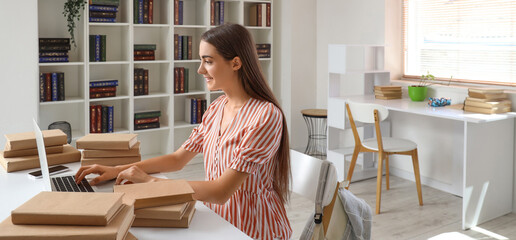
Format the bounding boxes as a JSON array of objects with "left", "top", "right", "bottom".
[{"left": 33, "top": 119, "right": 52, "bottom": 191}]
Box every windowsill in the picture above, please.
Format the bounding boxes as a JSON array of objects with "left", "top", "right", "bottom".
[{"left": 393, "top": 79, "right": 516, "bottom": 94}]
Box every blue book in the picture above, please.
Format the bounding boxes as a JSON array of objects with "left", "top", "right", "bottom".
[
  {"left": 178, "top": 1, "right": 183, "bottom": 25},
  {"left": 51, "top": 73, "right": 58, "bottom": 101},
  {"left": 39, "top": 73, "right": 45, "bottom": 102},
  {"left": 89, "top": 5, "right": 118, "bottom": 12},
  {"left": 191, "top": 98, "right": 197, "bottom": 124},
  {"left": 107, "top": 106, "right": 114, "bottom": 132},
  {"left": 219, "top": 1, "right": 224, "bottom": 25},
  {"left": 178, "top": 35, "right": 183, "bottom": 60},
  {"left": 90, "top": 80, "right": 119, "bottom": 88},
  {"left": 89, "top": 17, "right": 116, "bottom": 23},
  {"left": 39, "top": 57, "right": 69, "bottom": 63},
  {"left": 95, "top": 35, "right": 101, "bottom": 61},
  {"left": 138, "top": 0, "right": 144, "bottom": 24}
]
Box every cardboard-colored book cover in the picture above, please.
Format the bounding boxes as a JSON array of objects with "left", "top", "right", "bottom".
[
  {"left": 3, "top": 145, "right": 64, "bottom": 158},
  {"left": 76, "top": 134, "right": 138, "bottom": 150},
  {"left": 468, "top": 88, "right": 504, "bottom": 95},
  {"left": 0, "top": 144, "right": 80, "bottom": 173},
  {"left": 468, "top": 92, "right": 507, "bottom": 100},
  {"left": 4, "top": 129, "right": 67, "bottom": 151},
  {"left": 375, "top": 95, "right": 402, "bottom": 100},
  {"left": 11, "top": 192, "right": 124, "bottom": 226},
  {"left": 465, "top": 97, "right": 508, "bottom": 103},
  {"left": 81, "top": 155, "right": 141, "bottom": 167},
  {"left": 374, "top": 85, "right": 402, "bottom": 90},
  {"left": 132, "top": 201, "right": 195, "bottom": 228},
  {"left": 0, "top": 204, "right": 134, "bottom": 240},
  {"left": 135, "top": 201, "right": 191, "bottom": 220},
  {"left": 114, "top": 180, "right": 195, "bottom": 209},
  {"left": 464, "top": 105, "right": 511, "bottom": 114},
  {"left": 82, "top": 142, "right": 141, "bottom": 158},
  {"left": 464, "top": 99, "right": 511, "bottom": 109}
]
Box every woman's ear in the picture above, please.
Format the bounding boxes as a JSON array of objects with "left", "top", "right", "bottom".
[{"left": 232, "top": 57, "right": 242, "bottom": 71}]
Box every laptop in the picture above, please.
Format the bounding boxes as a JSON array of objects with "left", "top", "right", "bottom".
[{"left": 33, "top": 119, "right": 111, "bottom": 192}]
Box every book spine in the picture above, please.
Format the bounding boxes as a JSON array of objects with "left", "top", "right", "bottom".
[
  {"left": 143, "top": 69, "right": 149, "bottom": 95},
  {"left": 201, "top": 99, "right": 207, "bottom": 122},
  {"left": 95, "top": 35, "right": 100, "bottom": 61},
  {"left": 257, "top": 3, "right": 262, "bottom": 27},
  {"left": 90, "top": 91, "right": 117, "bottom": 99},
  {"left": 90, "top": 86, "right": 117, "bottom": 93},
  {"left": 134, "top": 122, "right": 160, "bottom": 130},
  {"left": 39, "top": 38, "right": 70, "bottom": 45},
  {"left": 89, "top": 80, "right": 119, "bottom": 87},
  {"left": 143, "top": 0, "right": 149, "bottom": 24},
  {"left": 134, "top": 55, "right": 155, "bottom": 61},
  {"left": 39, "top": 52, "right": 68, "bottom": 57},
  {"left": 58, "top": 72, "right": 65, "bottom": 101},
  {"left": 134, "top": 111, "right": 161, "bottom": 119},
  {"left": 184, "top": 68, "right": 189, "bottom": 93},
  {"left": 191, "top": 98, "right": 197, "bottom": 124},
  {"left": 89, "top": 5, "right": 118, "bottom": 12},
  {"left": 89, "top": 11, "right": 117, "bottom": 18},
  {"left": 178, "top": 36, "right": 183, "bottom": 60},
  {"left": 39, "top": 45, "right": 71, "bottom": 51},
  {"left": 266, "top": 3, "right": 271, "bottom": 27},
  {"left": 219, "top": 1, "right": 224, "bottom": 25},
  {"left": 149, "top": 0, "right": 153, "bottom": 24},
  {"left": 210, "top": 0, "right": 215, "bottom": 25},
  {"left": 39, "top": 57, "right": 69, "bottom": 63},
  {"left": 44, "top": 73, "right": 51, "bottom": 101},
  {"left": 174, "top": 34, "right": 179, "bottom": 60},
  {"left": 187, "top": 36, "right": 192, "bottom": 60},
  {"left": 249, "top": 5, "right": 257, "bottom": 26},
  {"left": 215, "top": 1, "right": 220, "bottom": 25},
  {"left": 182, "top": 36, "right": 187, "bottom": 60},
  {"left": 108, "top": 106, "right": 114, "bottom": 132},
  {"left": 134, "top": 117, "right": 159, "bottom": 124},
  {"left": 134, "top": 68, "right": 139, "bottom": 96},
  {"left": 89, "top": 17, "right": 116, "bottom": 23},
  {"left": 174, "top": 68, "right": 179, "bottom": 93},
  {"left": 138, "top": 68, "right": 144, "bottom": 95},
  {"left": 138, "top": 0, "right": 144, "bottom": 23},
  {"left": 101, "top": 35, "right": 106, "bottom": 61},
  {"left": 196, "top": 98, "right": 202, "bottom": 124},
  {"left": 96, "top": 105, "right": 102, "bottom": 133},
  {"left": 178, "top": 1, "right": 183, "bottom": 25},
  {"left": 133, "top": 44, "right": 157, "bottom": 50},
  {"left": 134, "top": 50, "right": 155, "bottom": 56},
  {"left": 261, "top": 3, "right": 266, "bottom": 27},
  {"left": 90, "top": 105, "right": 96, "bottom": 133},
  {"left": 174, "top": 0, "right": 179, "bottom": 25},
  {"left": 89, "top": 0, "right": 120, "bottom": 6},
  {"left": 102, "top": 106, "right": 108, "bottom": 133},
  {"left": 179, "top": 67, "right": 184, "bottom": 93},
  {"left": 134, "top": 0, "right": 139, "bottom": 24},
  {"left": 39, "top": 73, "right": 45, "bottom": 102},
  {"left": 89, "top": 35, "right": 95, "bottom": 62}
]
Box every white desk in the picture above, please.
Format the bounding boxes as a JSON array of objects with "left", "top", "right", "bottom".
[
  {"left": 0, "top": 162, "right": 251, "bottom": 240},
  {"left": 337, "top": 95, "right": 515, "bottom": 229}
]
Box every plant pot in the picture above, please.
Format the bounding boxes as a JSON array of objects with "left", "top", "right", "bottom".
[{"left": 408, "top": 86, "right": 428, "bottom": 101}]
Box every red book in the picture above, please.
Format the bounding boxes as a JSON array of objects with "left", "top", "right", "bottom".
[
  {"left": 174, "top": 68, "right": 179, "bottom": 93},
  {"left": 257, "top": 4, "right": 262, "bottom": 27},
  {"left": 196, "top": 99, "right": 202, "bottom": 124},
  {"left": 90, "top": 105, "right": 96, "bottom": 133},
  {"left": 187, "top": 36, "right": 192, "bottom": 60},
  {"left": 45, "top": 73, "right": 52, "bottom": 102},
  {"left": 174, "top": 0, "right": 179, "bottom": 25},
  {"left": 134, "top": 50, "right": 155, "bottom": 56},
  {"left": 96, "top": 105, "right": 102, "bottom": 133},
  {"left": 266, "top": 3, "right": 271, "bottom": 27},
  {"left": 143, "top": 69, "right": 149, "bottom": 95},
  {"left": 134, "top": 55, "right": 155, "bottom": 61},
  {"left": 179, "top": 67, "right": 184, "bottom": 93},
  {"left": 174, "top": 34, "right": 178, "bottom": 60},
  {"left": 90, "top": 87, "right": 117, "bottom": 93},
  {"left": 210, "top": 0, "right": 215, "bottom": 25},
  {"left": 90, "top": 91, "right": 117, "bottom": 99},
  {"left": 149, "top": 0, "right": 153, "bottom": 24},
  {"left": 134, "top": 117, "right": 159, "bottom": 125}
]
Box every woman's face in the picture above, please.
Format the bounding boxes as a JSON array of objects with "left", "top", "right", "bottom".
[{"left": 197, "top": 40, "right": 239, "bottom": 92}]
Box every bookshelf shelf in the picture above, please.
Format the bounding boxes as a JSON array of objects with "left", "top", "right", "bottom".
[{"left": 37, "top": 0, "right": 273, "bottom": 160}]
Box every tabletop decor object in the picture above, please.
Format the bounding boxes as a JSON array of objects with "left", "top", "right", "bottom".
[{"left": 428, "top": 97, "right": 451, "bottom": 107}]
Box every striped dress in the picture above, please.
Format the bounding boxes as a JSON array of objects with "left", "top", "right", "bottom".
[{"left": 182, "top": 95, "right": 292, "bottom": 240}]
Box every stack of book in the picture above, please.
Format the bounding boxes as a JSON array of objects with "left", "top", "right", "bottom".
[
  {"left": 185, "top": 98, "right": 207, "bottom": 124},
  {"left": 256, "top": 44, "right": 271, "bottom": 58},
  {"left": 0, "top": 192, "right": 135, "bottom": 239},
  {"left": 174, "top": 67, "right": 189, "bottom": 93},
  {"left": 134, "top": 0, "right": 153, "bottom": 24},
  {"left": 89, "top": 0, "right": 120, "bottom": 23},
  {"left": 0, "top": 130, "right": 80, "bottom": 172},
  {"left": 114, "top": 180, "right": 196, "bottom": 228},
  {"left": 174, "top": 0, "right": 185, "bottom": 25},
  {"left": 89, "top": 105, "right": 115, "bottom": 133},
  {"left": 77, "top": 133, "right": 141, "bottom": 166},
  {"left": 90, "top": 80, "right": 118, "bottom": 99},
  {"left": 134, "top": 68, "right": 149, "bottom": 96},
  {"left": 89, "top": 34, "right": 107, "bottom": 62},
  {"left": 464, "top": 88, "right": 511, "bottom": 114},
  {"left": 134, "top": 44, "right": 156, "bottom": 61},
  {"left": 374, "top": 85, "right": 402, "bottom": 100},
  {"left": 39, "top": 38, "right": 70, "bottom": 63},
  {"left": 174, "top": 34, "right": 192, "bottom": 60},
  {"left": 40, "top": 72, "right": 65, "bottom": 102},
  {"left": 249, "top": 3, "right": 271, "bottom": 27},
  {"left": 134, "top": 111, "right": 161, "bottom": 130},
  {"left": 209, "top": 0, "right": 225, "bottom": 26}
]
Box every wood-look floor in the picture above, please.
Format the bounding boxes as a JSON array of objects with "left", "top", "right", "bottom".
[{"left": 163, "top": 163, "right": 516, "bottom": 240}]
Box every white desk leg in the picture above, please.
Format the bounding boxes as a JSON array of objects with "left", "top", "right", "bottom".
[{"left": 462, "top": 119, "right": 514, "bottom": 229}]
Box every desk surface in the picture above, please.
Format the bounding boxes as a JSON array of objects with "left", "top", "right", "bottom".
[
  {"left": 339, "top": 95, "right": 516, "bottom": 123},
  {"left": 0, "top": 162, "right": 251, "bottom": 240}
]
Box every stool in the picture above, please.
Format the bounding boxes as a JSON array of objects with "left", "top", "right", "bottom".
[{"left": 301, "top": 109, "right": 327, "bottom": 157}]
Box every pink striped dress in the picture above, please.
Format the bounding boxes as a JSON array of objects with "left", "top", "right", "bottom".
[{"left": 182, "top": 95, "right": 292, "bottom": 240}]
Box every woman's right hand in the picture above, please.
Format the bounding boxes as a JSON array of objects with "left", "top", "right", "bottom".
[{"left": 75, "top": 164, "right": 123, "bottom": 186}]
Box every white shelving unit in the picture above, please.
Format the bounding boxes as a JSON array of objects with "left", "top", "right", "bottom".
[
  {"left": 37, "top": 0, "right": 273, "bottom": 161},
  {"left": 327, "top": 44, "right": 390, "bottom": 181}
]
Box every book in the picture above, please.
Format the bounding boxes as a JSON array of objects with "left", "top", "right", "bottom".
[
  {"left": 182, "top": 35, "right": 187, "bottom": 60},
  {"left": 102, "top": 106, "right": 108, "bottom": 133},
  {"left": 135, "top": 201, "right": 191, "bottom": 220},
  {"left": 134, "top": 122, "right": 160, "bottom": 130},
  {"left": 214, "top": 1, "right": 219, "bottom": 25},
  {"left": 134, "top": 55, "right": 155, "bottom": 61},
  {"left": 90, "top": 86, "right": 117, "bottom": 93},
  {"left": 89, "top": 5, "right": 119, "bottom": 12},
  {"left": 82, "top": 142, "right": 140, "bottom": 158},
  {"left": 95, "top": 34, "right": 101, "bottom": 61},
  {"left": 134, "top": 110, "right": 161, "bottom": 119},
  {"left": 3, "top": 145, "right": 63, "bottom": 158},
  {"left": 134, "top": 0, "right": 139, "bottom": 24},
  {"left": 39, "top": 45, "right": 71, "bottom": 51},
  {"left": 39, "top": 51, "right": 68, "bottom": 57},
  {"left": 89, "top": 11, "right": 117, "bottom": 18},
  {"left": 90, "top": 80, "right": 119, "bottom": 88},
  {"left": 464, "top": 105, "right": 511, "bottom": 114},
  {"left": 89, "top": 35, "right": 95, "bottom": 61},
  {"left": 374, "top": 85, "right": 402, "bottom": 90},
  {"left": 101, "top": 35, "right": 107, "bottom": 61},
  {"left": 51, "top": 72, "right": 58, "bottom": 101},
  {"left": 11, "top": 192, "right": 124, "bottom": 226},
  {"left": 468, "top": 88, "right": 504, "bottom": 95},
  {"left": 143, "top": 69, "right": 149, "bottom": 95},
  {"left": 219, "top": 1, "right": 224, "bottom": 25},
  {"left": 39, "top": 38, "right": 70, "bottom": 45},
  {"left": 132, "top": 202, "right": 195, "bottom": 228},
  {"left": 148, "top": 0, "right": 153, "bottom": 24},
  {"left": 90, "top": 91, "right": 117, "bottom": 99},
  {"left": 0, "top": 204, "right": 134, "bottom": 240},
  {"left": 249, "top": 4, "right": 257, "bottom": 26},
  {"left": 39, "top": 73, "right": 45, "bottom": 102},
  {"left": 89, "top": 0, "right": 120, "bottom": 6},
  {"left": 178, "top": 0, "right": 183, "bottom": 25},
  {"left": 90, "top": 17, "right": 117, "bottom": 23},
  {"left": 134, "top": 50, "right": 154, "bottom": 56},
  {"left": 174, "top": 34, "right": 179, "bottom": 60},
  {"left": 81, "top": 155, "right": 142, "bottom": 166},
  {"left": 468, "top": 92, "right": 507, "bottom": 100},
  {"left": 375, "top": 95, "right": 402, "bottom": 100},
  {"left": 4, "top": 129, "right": 67, "bottom": 151},
  {"left": 113, "top": 180, "right": 195, "bottom": 209},
  {"left": 184, "top": 68, "right": 189, "bottom": 93},
  {"left": 91, "top": 105, "right": 97, "bottom": 133},
  {"left": 143, "top": 0, "right": 149, "bottom": 23},
  {"left": 0, "top": 144, "right": 80, "bottom": 173},
  {"left": 266, "top": 3, "right": 271, "bottom": 27},
  {"left": 178, "top": 35, "right": 182, "bottom": 60},
  {"left": 39, "top": 57, "right": 69, "bottom": 63},
  {"left": 174, "top": 0, "right": 179, "bottom": 25},
  {"left": 45, "top": 73, "right": 51, "bottom": 101},
  {"left": 210, "top": 0, "right": 215, "bottom": 25},
  {"left": 179, "top": 67, "right": 184, "bottom": 93},
  {"left": 76, "top": 133, "right": 138, "bottom": 150},
  {"left": 96, "top": 105, "right": 102, "bottom": 133},
  {"left": 107, "top": 106, "right": 114, "bottom": 133},
  {"left": 134, "top": 44, "right": 157, "bottom": 51},
  {"left": 58, "top": 72, "right": 65, "bottom": 101},
  {"left": 464, "top": 99, "right": 511, "bottom": 109},
  {"left": 135, "top": 117, "right": 159, "bottom": 125}
]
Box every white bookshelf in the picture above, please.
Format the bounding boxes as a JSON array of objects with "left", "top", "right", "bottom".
[
  {"left": 37, "top": 0, "right": 273, "bottom": 161},
  {"left": 327, "top": 44, "right": 390, "bottom": 181}
]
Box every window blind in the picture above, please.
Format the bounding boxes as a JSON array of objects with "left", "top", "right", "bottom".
[{"left": 403, "top": 0, "right": 516, "bottom": 85}]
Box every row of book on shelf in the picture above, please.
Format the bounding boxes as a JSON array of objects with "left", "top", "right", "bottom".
[
  {"left": 89, "top": 0, "right": 120, "bottom": 23},
  {"left": 90, "top": 79, "right": 119, "bottom": 99},
  {"left": 174, "top": 67, "right": 189, "bottom": 94},
  {"left": 134, "top": 68, "right": 149, "bottom": 96},
  {"left": 40, "top": 72, "right": 65, "bottom": 102},
  {"left": 39, "top": 38, "right": 70, "bottom": 63},
  {"left": 134, "top": 110, "right": 161, "bottom": 130},
  {"left": 174, "top": 35, "right": 193, "bottom": 60},
  {"left": 89, "top": 35, "right": 107, "bottom": 62},
  {"left": 464, "top": 88, "right": 512, "bottom": 114},
  {"left": 185, "top": 98, "right": 207, "bottom": 124},
  {"left": 209, "top": 0, "right": 225, "bottom": 26},
  {"left": 249, "top": 2, "right": 271, "bottom": 27},
  {"left": 134, "top": 0, "right": 154, "bottom": 24},
  {"left": 90, "top": 105, "right": 115, "bottom": 133},
  {"left": 135, "top": 44, "right": 157, "bottom": 61}
]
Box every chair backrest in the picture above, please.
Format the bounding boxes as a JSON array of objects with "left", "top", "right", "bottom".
[{"left": 346, "top": 100, "right": 389, "bottom": 124}]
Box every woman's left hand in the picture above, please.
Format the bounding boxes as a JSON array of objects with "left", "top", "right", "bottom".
[{"left": 115, "top": 165, "right": 162, "bottom": 185}]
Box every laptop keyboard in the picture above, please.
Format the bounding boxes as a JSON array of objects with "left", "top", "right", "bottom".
[{"left": 51, "top": 176, "right": 94, "bottom": 192}]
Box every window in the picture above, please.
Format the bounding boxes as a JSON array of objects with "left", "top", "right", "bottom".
[{"left": 403, "top": 0, "right": 516, "bottom": 85}]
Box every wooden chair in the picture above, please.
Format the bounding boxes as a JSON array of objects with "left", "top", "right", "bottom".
[{"left": 345, "top": 100, "right": 423, "bottom": 214}]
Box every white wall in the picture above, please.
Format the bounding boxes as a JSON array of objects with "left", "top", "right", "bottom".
[{"left": 0, "top": 0, "right": 39, "bottom": 148}]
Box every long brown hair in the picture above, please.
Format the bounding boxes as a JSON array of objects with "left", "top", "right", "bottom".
[{"left": 201, "top": 23, "right": 291, "bottom": 204}]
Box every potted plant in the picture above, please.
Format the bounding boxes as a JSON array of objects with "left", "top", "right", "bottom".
[
  {"left": 408, "top": 71, "right": 435, "bottom": 101},
  {"left": 63, "top": 0, "right": 86, "bottom": 48}
]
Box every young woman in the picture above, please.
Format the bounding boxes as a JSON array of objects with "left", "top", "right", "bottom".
[{"left": 75, "top": 23, "right": 292, "bottom": 240}]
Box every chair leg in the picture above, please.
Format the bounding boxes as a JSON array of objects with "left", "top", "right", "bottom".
[
  {"left": 376, "top": 152, "right": 383, "bottom": 214},
  {"left": 345, "top": 147, "right": 360, "bottom": 190},
  {"left": 411, "top": 149, "right": 423, "bottom": 206},
  {"left": 385, "top": 154, "right": 390, "bottom": 190}
]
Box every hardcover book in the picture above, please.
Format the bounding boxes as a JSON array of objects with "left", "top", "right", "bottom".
[
  {"left": 113, "top": 180, "right": 195, "bottom": 209},
  {"left": 3, "top": 145, "right": 63, "bottom": 158},
  {"left": 81, "top": 155, "right": 142, "bottom": 166},
  {"left": 89, "top": 0, "right": 121, "bottom": 6},
  {"left": 134, "top": 201, "right": 191, "bottom": 220},
  {"left": 468, "top": 88, "right": 504, "bottom": 95},
  {"left": 90, "top": 80, "right": 119, "bottom": 88},
  {"left": 134, "top": 44, "right": 157, "bottom": 51},
  {"left": 89, "top": 5, "right": 118, "bottom": 12},
  {"left": 0, "top": 204, "right": 134, "bottom": 240},
  {"left": 134, "top": 110, "right": 161, "bottom": 119},
  {"left": 4, "top": 129, "right": 67, "bottom": 151},
  {"left": 82, "top": 142, "right": 140, "bottom": 158},
  {"left": 464, "top": 99, "right": 511, "bottom": 109},
  {"left": 11, "top": 192, "right": 124, "bottom": 226},
  {"left": 131, "top": 202, "right": 195, "bottom": 228},
  {"left": 76, "top": 133, "right": 138, "bottom": 150},
  {"left": 464, "top": 105, "right": 511, "bottom": 114},
  {"left": 134, "top": 122, "right": 160, "bottom": 130},
  {"left": 0, "top": 144, "right": 80, "bottom": 173},
  {"left": 468, "top": 92, "right": 507, "bottom": 100}
]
